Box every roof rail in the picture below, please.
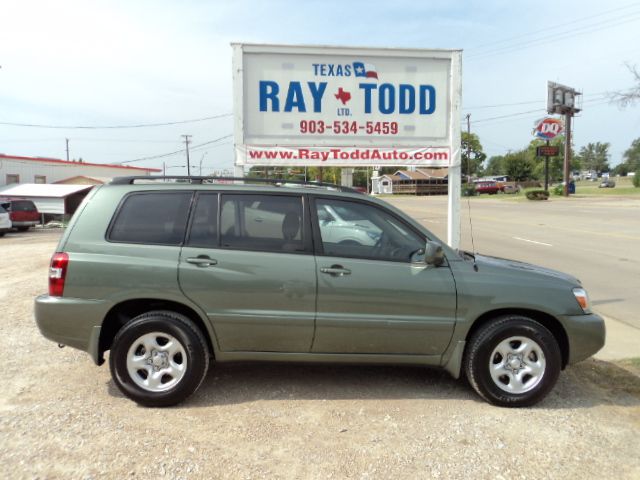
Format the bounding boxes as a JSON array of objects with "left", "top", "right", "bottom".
[{"left": 110, "top": 176, "right": 362, "bottom": 194}]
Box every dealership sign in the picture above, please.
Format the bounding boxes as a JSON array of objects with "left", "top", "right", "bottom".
[
  {"left": 232, "top": 44, "right": 462, "bottom": 167},
  {"left": 533, "top": 117, "right": 564, "bottom": 140}
]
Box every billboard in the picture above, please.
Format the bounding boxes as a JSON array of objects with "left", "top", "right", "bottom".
[{"left": 232, "top": 44, "right": 462, "bottom": 167}]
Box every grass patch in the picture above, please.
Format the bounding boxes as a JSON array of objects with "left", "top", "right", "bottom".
[
  {"left": 571, "top": 178, "right": 640, "bottom": 196},
  {"left": 617, "top": 358, "right": 640, "bottom": 377}
]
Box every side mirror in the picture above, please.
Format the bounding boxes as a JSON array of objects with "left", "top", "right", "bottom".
[{"left": 424, "top": 241, "right": 445, "bottom": 266}]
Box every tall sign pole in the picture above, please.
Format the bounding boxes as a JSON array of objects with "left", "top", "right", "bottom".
[
  {"left": 547, "top": 81, "right": 580, "bottom": 197},
  {"left": 447, "top": 51, "right": 463, "bottom": 249},
  {"left": 563, "top": 113, "right": 572, "bottom": 196}
]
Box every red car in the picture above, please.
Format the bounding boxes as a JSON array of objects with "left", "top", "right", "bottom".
[
  {"left": 0, "top": 199, "right": 40, "bottom": 231},
  {"left": 474, "top": 181, "right": 502, "bottom": 195}
]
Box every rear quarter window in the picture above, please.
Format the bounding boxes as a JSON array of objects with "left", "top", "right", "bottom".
[
  {"left": 108, "top": 192, "right": 192, "bottom": 245},
  {"left": 11, "top": 200, "right": 37, "bottom": 211}
]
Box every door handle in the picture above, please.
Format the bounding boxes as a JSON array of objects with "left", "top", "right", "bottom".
[
  {"left": 186, "top": 255, "right": 218, "bottom": 267},
  {"left": 320, "top": 265, "right": 351, "bottom": 276}
]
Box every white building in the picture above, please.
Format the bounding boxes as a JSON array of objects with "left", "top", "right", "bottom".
[{"left": 0, "top": 154, "right": 160, "bottom": 186}]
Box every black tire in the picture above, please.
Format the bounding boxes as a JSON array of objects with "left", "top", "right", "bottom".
[
  {"left": 464, "top": 315, "right": 561, "bottom": 407},
  {"left": 109, "top": 310, "right": 209, "bottom": 407},
  {"left": 0, "top": 232, "right": 5, "bottom": 237}
]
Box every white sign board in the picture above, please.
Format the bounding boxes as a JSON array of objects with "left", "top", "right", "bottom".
[{"left": 232, "top": 44, "right": 461, "bottom": 168}]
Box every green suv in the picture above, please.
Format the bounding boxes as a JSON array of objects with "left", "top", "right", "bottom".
[{"left": 35, "top": 177, "right": 605, "bottom": 407}]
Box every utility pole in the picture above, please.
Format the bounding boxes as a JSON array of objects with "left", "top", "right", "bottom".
[
  {"left": 65, "top": 138, "right": 70, "bottom": 161},
  {"left": 181, "top": 135, "right": 192, "bottom": 176}
]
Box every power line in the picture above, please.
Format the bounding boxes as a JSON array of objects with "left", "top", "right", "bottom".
[
  {"left": 467, "top": 13, "right": 640, "bottom": 60},
  {"left": 470, "top": 109, "right": 546, "bottom": 124},
  {"left": 0, "top": 113, "right": 232, "bottom": 129},
  {"left": 462, "top": 91, "right": 612, "bottom": 111},
  {"left": 117, "top": 134, "right": 233, "bottom": 164},
  {"left": 467, "top": 2, "right": 640, "bottom": 52}
]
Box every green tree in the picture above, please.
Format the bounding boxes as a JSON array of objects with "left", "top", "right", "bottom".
[
  {"left": 503, "top": 150, "right": 536, "bottom": 181},
  {"left": 461, "top": 132, "right": 486, "bottom": 177},
  {"left": 622, "top": 138, "right": 640, "bottom": 172},
  {"left": 578, "top": 142, "right": 611, "bottom": 173},
  {"left": 484, "top": 155, "right": 505, "bottom": 176},
  {"left": 611, "top": 163, "right": 629, "bottom": 176}
]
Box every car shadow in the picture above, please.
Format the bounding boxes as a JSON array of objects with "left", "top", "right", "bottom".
[
  {"left": 591, "top": 298, "right": 625, "bottom": 306},
  {"left": 106, "top": 358, "right": 640, "bottom": 409}
]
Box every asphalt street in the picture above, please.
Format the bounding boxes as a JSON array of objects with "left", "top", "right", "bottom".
[{"left": 386, "top": 194, "right": 640, "bottom": 357}]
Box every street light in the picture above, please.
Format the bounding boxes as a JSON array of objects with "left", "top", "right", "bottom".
[{"left": 199, "top": 152, "right": 208, "bottom": 175}]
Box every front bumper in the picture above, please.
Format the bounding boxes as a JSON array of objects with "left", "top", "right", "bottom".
[
  {"left": 34, "top": 295, "right": 109, "bottom": 365},
  {"left": 561, "top": 312, "right": 606, "bottom": 364}
]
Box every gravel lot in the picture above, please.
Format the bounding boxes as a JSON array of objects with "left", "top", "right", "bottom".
[{"left": 1, "top": 229, "right": 639, "bottom": 479}]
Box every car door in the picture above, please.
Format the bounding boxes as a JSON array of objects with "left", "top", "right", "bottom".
[
  {"left": 311, "top": 197, "right": 457, "bottom": 355},
  {"left": 178, "top": 192, "right": 317, "bottom": 352}
]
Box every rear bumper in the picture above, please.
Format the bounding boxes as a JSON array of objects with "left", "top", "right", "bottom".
[
  {"left": 561, "top": 312, "right": 606, "bottom": 364},
  {"left": 34, "top": 295, "right": 108, "bottom": 365},
  {"left": 12, "top": 220, "right": 38, "bottom": 227}
]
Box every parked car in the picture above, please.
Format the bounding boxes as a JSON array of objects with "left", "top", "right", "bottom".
[
  {"left": 0, "top": 205, "right": 12, "bottom": 236},
  {"left": 0, "top": 199, "right": 40, "bottom": 231},
  {"left": 474, "top": 180, "right": 502, "bottom": 194},
  {"left": 598, "top": 179, "right": 616, "bottom": 188},
  {"left": 35, "top": 177, "right": 605, "bottom": 408},
  {"left": 502, "top": 184, "right": 521, "bottom": 194}
]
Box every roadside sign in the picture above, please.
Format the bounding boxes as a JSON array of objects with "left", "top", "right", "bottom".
[
  {"left": 232, "top": 44, "right": 462, "bottom": 168},
  {"left": 533, "top": 117, "right": 564, "bottom": 140},
  {"left": 536, "top": 145, "right": 560, "bottom": 157}
]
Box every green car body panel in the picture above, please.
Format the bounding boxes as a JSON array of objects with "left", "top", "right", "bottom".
[{"left": 34, "top": 181, "right": 605, "bottom": 383}]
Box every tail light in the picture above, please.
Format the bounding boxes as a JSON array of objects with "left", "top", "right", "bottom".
[{"left": 49, "top": 252, "right": 69, "bottom": 297}]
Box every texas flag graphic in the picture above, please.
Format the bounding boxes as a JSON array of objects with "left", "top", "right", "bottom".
[{"left": 353, "top": 61, "right": 378, "bottom": 80}]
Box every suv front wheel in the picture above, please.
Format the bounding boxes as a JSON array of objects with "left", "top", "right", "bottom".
[
  {"left": 109, "top": 311, "right": 209, "bottom": 407},
  {"left": 464, "top": 315, "right": 561, "bottom": 407}
]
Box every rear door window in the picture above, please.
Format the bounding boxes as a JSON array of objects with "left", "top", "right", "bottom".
[
  {"left": 220, "top": 194, "right": 305, "bottom": 253},
  {"left": 108, "top": 192, "right": 192, "bottom": 245}
]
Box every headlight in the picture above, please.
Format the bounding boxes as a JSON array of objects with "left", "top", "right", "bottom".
[{"left": 572, "top": 287, "right": 591, "bottom": 313}]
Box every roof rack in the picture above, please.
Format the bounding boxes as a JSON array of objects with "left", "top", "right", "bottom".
[{"left": 110, "top": 176, "right": 362, "bottom": 194}]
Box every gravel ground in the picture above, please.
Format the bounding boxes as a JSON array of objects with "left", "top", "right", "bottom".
[{"left": 1, "top": 228, "right": 639, "bottom": 479}]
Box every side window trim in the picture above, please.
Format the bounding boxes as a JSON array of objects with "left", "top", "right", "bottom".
[{"left": 185, "top": 192, "right": 220, "bottom": 248}]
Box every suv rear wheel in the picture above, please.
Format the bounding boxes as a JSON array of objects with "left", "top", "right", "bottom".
[
  {"left": 464, "top": 315, "right": 561, "bottom": 407},
  {"left": 109, "top": 311, "right": 209, "bottom": 407}
]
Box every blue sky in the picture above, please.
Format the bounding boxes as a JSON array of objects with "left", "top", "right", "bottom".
[{"left": 1, "top": 0, "right": 639, "bottom": 173}]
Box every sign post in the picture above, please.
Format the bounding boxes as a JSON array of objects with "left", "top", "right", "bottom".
[
  {"left": 232, "top": 43, "right": 463, "bottom": 247},
  {"left": 533, "top": 117, "right": 563, "bottom": 192}
]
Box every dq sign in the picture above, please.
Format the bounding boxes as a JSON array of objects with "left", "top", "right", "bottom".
[{"left": 533, "top": 117, "right": 564, "bottom": 140}]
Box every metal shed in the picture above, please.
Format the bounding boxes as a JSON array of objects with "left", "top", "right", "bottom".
[{"left": 0, "top": 183, "right": 94, "bottom": 216}]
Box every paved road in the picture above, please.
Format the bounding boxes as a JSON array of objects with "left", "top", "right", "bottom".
[{"left": 386, "top": 195, "right": 640, "bottom": 338}]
